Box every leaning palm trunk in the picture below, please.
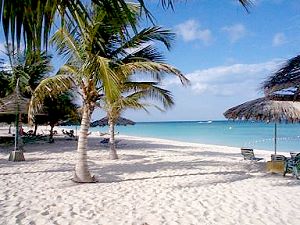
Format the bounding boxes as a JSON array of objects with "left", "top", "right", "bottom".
[
  {"left": 73, "top": 103, "right": 95, "bottom": 182},
  {"left": 108, "top": 118, "right": 118, "bottom": 160},
  {"left": 49, "top": 124, "right": 55, "bottom": 143}
]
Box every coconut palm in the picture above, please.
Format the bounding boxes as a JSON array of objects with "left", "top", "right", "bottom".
[
  {"left": 28, "top": 5, "right": 131, "bottom": 183},
  {"left": 28, "top": 3, "right": 187, "bottom": 182},
  {"left": 97, "top": 20, "right": 188, "bottom": 159},
  {"left": 262, "top": 55, "right": 300, "bottom": 98},
  {"left": 102, "top": 81, "right": 175, "bottom": 159},
  {"left": 0, "top": 0, "right": 252, "bottom": 51},
  {"left": 4, "top": 46, "right": 53, "bottom": 97}
]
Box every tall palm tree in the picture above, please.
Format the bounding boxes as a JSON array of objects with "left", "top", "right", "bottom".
[
  {"left": 28, "top": 3, "right": 187, "bottom": 182},
  {"left": 102, "top": 81, "right": 175, "bottom": 159},
  {"left": 262, "top": 55, "right": 300, "bottom": 98},
  {"left": 0, "top": 0, "right": 252, "bottom": 51},
  {"left": 96, "top": 17, "right": 189, "bottom": 159},
  {"left": 5, "top": 46, "right": 53, "bottom": 97}
]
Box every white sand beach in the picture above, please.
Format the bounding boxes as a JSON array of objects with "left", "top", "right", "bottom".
[{"left": 0, "top": 132, "right": 299, "bottom": 225}]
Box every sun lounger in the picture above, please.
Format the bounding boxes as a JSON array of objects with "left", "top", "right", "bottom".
[
  {"left": 241, "top": 148, "right": 263, "bottom": 161},
  {"left": 284, "top": 153, "right": 300, "bottom": 179},
  {"left": 62, "top": 129, "right": 76, "bottom": 138},
  {"left": 99, "top": 138, "right": 122, "bottom": 147},
  {"left": 100, "top": 138, "right": 109, "bottom": 144},
  {"left": 271, "top": 154, "right": 286, "bottom": 161}
]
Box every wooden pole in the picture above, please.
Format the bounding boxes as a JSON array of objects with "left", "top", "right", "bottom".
[
  {"left": 9, "top": 78, "right": 25, "bottom": 161},
  {"left": 274, "top": 123, "right": 277, "bottom": 155}
]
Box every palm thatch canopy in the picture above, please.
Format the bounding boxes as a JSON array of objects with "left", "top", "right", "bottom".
[
  {"left": 0, "top": 92, "right": 30, "bottom": 114},
  {"left": 90, "top": 116, "right": 135, "bottom": 127},
  {"left": 262, "top": 55, "right": 300, "bottom": 95},
  {"left": 224, "top": 97, "right": 300, "bottom": 123}
]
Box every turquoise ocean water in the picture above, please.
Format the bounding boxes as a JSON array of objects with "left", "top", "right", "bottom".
[{"left": 69, "top": 120, "right": 300, "bottom": 152}]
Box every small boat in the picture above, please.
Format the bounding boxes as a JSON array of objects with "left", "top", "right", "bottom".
[{"left": 198, "top": 120, "right": 213, "bottom": 124}]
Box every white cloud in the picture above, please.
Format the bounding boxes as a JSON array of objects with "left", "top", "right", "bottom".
[
  {"left": 167, "top": 59, "right": 282, "bottom": 97},
  {"left": 222, "top": 24, "right": 247, "bottom": 43},
  {"left": 272, "top": 33, "right": 287, "bottom": 46},
  {"left": 175, "top": 19, "right": 213, "bottom": 45}
]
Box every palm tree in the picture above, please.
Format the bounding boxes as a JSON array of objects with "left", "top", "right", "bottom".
[
  {"left": 102, "top": 81, "right": 175, "bottom": 159},
  {"left": 96, "top": 18, "right": 189, "bottom": 159},
  {"left": 0, "top": 0, "right": 252, "bottom": 51},
  {"left": 28, "top": 3, "right": 187, "bottom": 182},
  {"left": 5, "top": 46, "right": 53, "bottom": 97},
  {"left": 262, "top": 55, "right": 300, "bottom": 98}
]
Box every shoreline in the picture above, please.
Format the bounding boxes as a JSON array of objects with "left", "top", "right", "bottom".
[
  {"left": 0, "top": 124, "right": 290, "bottom": 158},
  {"left": 1, "top": 124, "right": 296, "bottom": 154},
  {"left": 1, "top": 131, "right": 299, "bottom": 224}
]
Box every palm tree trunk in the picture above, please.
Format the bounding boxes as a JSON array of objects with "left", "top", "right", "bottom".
[
  {"left": 73, "top": 104, "right": 95, "bottom": 183},
  {"left": 49, "top": 124, "right": 54, "bottom": 143},
  {"left": 33, "top": 123, "right": 38, "bottom": 135},
  {"left": 108, "top": 118, "right": 118, "bottom": 160}
]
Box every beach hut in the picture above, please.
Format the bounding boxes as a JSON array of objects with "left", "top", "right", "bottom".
[
  {"left": 0, "top": 92, "right": 30, "bottom": 115},
  {"left": 224, "top": 96, "right": 300, "bottom": 154},
  {"left": 90, "top": 116, "right": 135, "bottom": 127},
  {"left": 0, "top": 79, "right": 28, "bottom": 161}
]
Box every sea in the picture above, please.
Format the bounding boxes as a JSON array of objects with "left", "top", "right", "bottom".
[{"left": 71, "top": 120, "right": 300, "bottom": 153}]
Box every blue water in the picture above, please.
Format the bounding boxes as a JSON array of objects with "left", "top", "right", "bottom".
[{"left": 72, "top": 120, "right": 300, "bottom": 152}]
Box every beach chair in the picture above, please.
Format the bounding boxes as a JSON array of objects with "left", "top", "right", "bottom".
[
  {"left": 284, "top": 153, "right": 300, "bottom": 179},
  {"left": 100, "top": 138, "right": 109, "bottom": 144},
  {"left": 62, "top": 129, "right": 76, "bottom": 138},
  {"left": 271, "top": 154, "right": 286, "bottom": 161},
  {"left": 99, "top": 138, "right": 122, "bottom": 147},
  {"left": 241, "top": 148, "right": 263, "bottom": 161}
]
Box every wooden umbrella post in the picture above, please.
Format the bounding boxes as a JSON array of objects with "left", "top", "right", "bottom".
[
  {"left": 274, "top": 123, "right": 277, "bottom": 155},
  {"left": 8, "top": 78, "right": 25, "bottom": 162}
]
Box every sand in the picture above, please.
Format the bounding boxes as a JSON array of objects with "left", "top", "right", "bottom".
[{"left": 0, "top": 130, "right": 299, "bottom": 225}]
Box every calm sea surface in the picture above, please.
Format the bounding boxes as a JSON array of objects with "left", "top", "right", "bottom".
[{"left": 71, "top": 120, "right": 300, "bottom": 152}]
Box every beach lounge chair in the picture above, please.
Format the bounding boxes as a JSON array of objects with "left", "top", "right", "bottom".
[
  {"left": 62, "top": 129, "right": 75, "bottom": 138},
  {"left": 99, "top": 138, "right": 122, "bottom": 147},
  {"left": 271, "top": 154, "right": 286, "bottom": 161},
  {"left": 241, "top": 148, "right": 263, "bottom": 161},
  {"left": 284, "top": 153, "right": 300, "bottom": 179},
  {"left": 100, "top": 138, "right": 109, "bottom": 144}
]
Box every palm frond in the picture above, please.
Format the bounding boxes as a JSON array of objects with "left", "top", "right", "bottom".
[
  {"left": 120, "top": 61, "right": 189, "bottom": 85},
  {"left": 121, "top": 45, "right": 165, "bottom": 63},
  {"left": 113, "top": 26, "right": 174, "bottom": 57},
  {"left": 50, "top": 26, "right": 82, "bottom": 61},
  {"left": 28, "top": 74, "right": 75, "bottom": 123},
  {"left": 262, "top": 55, "right": 300, "bottom": 95},
  {"left": 125, "top": 85, "right": 174, "bottom": 109},
  {"left": 92, "top": 55, "right": 121, "bottom": 100}
]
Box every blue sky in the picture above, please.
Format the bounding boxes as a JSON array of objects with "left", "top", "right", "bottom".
[
  {"left": 121, "top": 0, "right": 300, "bottom": 122},
  {"left": 2, "top": 0, "right": 300, "bottom": 122}
]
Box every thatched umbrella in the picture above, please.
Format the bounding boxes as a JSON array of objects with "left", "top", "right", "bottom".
[
  {"left": 90, "top": 116, "right": 135, "bottom": 127},
  {"left": 0, "top": 79, "right": 27, "bottom": 161},
  {"left": 0, "top": 91, "right": 30, "bottom": 117},
  {"left": 224, "top": 97, "right": 300, "bottom": 154}
]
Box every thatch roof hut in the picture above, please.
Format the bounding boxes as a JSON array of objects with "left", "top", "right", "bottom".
[
  {"left": 224, "top": 96, "right": 300, "bottom": 154},
  {"left": 0, "top": 92, "right": 30, "bottom": 114},
  {"left": 224, "top": 97, "right": 300, "bottom": 123},
  {"left": 90, "top": 116, "right": 135, "bottom": 127}
]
